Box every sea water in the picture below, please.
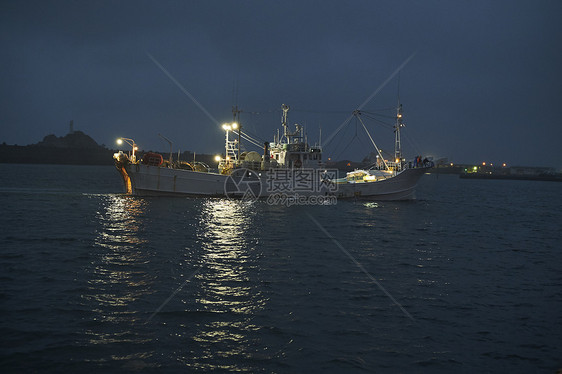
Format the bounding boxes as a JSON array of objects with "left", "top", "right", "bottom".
[{"left": 0, "top": 164, "right": 560, "bottom": 373}]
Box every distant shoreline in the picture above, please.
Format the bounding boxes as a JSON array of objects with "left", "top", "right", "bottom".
[
  {"left": 459, "top": 173, "right": 562, "bottom": 182},
  {"left": 0, "top": 144, "right": 115, "bottom": 165}
]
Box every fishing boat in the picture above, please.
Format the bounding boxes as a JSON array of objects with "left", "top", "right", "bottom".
[{"left": 113, "top": 103, "right": 432, "bottom": 200}]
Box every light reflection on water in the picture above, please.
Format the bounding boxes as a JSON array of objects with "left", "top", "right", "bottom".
[
  {"left": 2, "top": 166, "right": 560, "bottom": 372},
  {"left": 183, "top": 199, "right": 266, "bottom": 371},
  {"left": 82, "top": 195, "right": 269, "bottom": 370},
  {"left": 84, "top": 195, "right": 155, "bottom": 351}
]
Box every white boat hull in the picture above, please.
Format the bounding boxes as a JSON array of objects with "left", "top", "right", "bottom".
[
  {"left": 121, "top": 163, "right": 228, "bottom": 196},
  {"left": 116, "top": 162, "right": 430, "bottom": 200},
  {"left": 336, "top": 167, "right": 429, "bottom": 200}
]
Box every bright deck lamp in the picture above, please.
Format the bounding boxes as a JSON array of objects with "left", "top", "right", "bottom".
[{"left": 116, "top": 137, "right": 137, "bottom": 161}]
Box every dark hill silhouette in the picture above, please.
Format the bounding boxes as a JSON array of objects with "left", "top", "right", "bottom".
[
  {"left": 36, "top": 131, "right": 102, "bottom": 149},
  {"left": 0, "top": 130, "right": 217, "bottom": 166},
  {"left": 0, "top": 131, "right": 115, "bottom": 165}
]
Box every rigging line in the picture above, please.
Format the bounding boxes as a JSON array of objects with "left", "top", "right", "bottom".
[
  {"left": 356, "top": 131, "right": 373, "bottom": 154},
  {"left": 292, "top": 109, "right": 352, "bottom": 114},
  {"left": 239, "top": 135, "right": 262, "bottom": 149},
  {"left": 322, "top": 51, "right": 417, "bottom": 148},
  {"left": 357, "top": 114, "right": 389, "bottom": 170},
  {"left": 333, "top": 117, "right": 366, "bottom": 161},
  {"left": 321, "top": 113, "right": 355, "bottom": 150},
  {"left": 402, "top": 131, "right": 423, "bottom": 156},
  {"left": 360, "top": 114, "right": 394, "bottom": 130},
  {"left": 357, "top": 107, "right": 396, "bottom": 114},
  {"left": 293, "top": 107, "right": 395, "bottom": 114},
  {"left": 238, "top": 127, "right": 267, "bottom": 143},
  {"left": 361, "top": 111, "right": 396, "bottom": 119},
  {"left": 334, "top": 135, "right": 357, "bottom": 161},
  {"left": 240, "top": 109, "right": 281, "bottom": 115},
  {"left": 328, "top": 123, "right": 349, "bottom": 158},
  {"left": 232, "top": 130, "right": 263, "bottom": 148},
  {"left": 242, "top": 136, "right": 263, "bottom": 149},
  {"left": 146, "top": 52, "right": 219, "bottom": 126},
  {"left": 330, "top": 120, "right": 354, "bottom": 160},
  {"left": 365, "top": 120, "right": 394, "bottom": 131},
  {"left": 235, "top": 128, "right": 266, "bottom": 145}
]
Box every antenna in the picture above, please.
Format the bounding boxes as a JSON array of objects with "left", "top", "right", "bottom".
[{"left": 397, "top": 71, "right": 401, "bottom": 104}]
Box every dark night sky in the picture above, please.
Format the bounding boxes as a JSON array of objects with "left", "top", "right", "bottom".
[{"left": 1, "top": 0, "right": 561, "bottom": 167}]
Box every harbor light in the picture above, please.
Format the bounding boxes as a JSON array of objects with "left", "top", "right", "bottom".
[{"left": 214, "top": 155, "right": 221, "bottom": 162}]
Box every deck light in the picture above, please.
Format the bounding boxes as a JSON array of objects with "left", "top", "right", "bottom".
[{"left": 116, "top": 137, "right": 137, "bottom": 162}]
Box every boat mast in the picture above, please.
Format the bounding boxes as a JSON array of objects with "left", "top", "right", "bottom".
[
  {"left": 394, "top": 102, "right": 404, "bottom": 163},
  {"left": 233, "top": 105, "right": 241, "bottom": 161},
  {"left": 394, "top": 74, "right": 405, "bottom": 167},
  {"left": 281, "top": 104, "right": 290, "bottom": 142}
]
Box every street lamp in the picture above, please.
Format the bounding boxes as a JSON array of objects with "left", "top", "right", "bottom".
[{"left": 117, "top": 137, "right": 138, "bottom": 162}]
